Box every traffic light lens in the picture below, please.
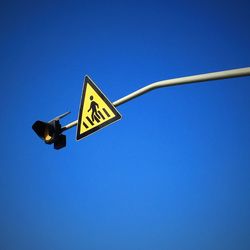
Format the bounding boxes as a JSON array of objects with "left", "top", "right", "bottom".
[{"left": 44, "top": 126, "right": 53, "bottom": 143}]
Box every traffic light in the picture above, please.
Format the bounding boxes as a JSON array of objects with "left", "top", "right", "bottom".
[{"left": 32, "top": 111, "right": 70, "bottom": 150}]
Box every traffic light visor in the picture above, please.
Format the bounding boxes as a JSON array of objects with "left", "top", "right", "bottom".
[{"left": 32, "top": 121, "right": 54, "bottom": 144}]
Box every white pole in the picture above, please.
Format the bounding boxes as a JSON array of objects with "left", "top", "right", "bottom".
[{"left": 62, "top": 67, "right": 250, "bottom": 131}]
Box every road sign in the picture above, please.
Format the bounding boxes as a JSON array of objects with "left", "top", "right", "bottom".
[{"left": 76, "top": 76, "right": 122, "bottom": 140}]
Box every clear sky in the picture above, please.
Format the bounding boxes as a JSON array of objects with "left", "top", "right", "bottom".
[{"left": 0, "top": 1, "right": 250, "bottom": 250}]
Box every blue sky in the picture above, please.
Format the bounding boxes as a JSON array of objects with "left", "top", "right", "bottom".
[{"left": 0, "top": 1, "right": 250, "bottom": 249}]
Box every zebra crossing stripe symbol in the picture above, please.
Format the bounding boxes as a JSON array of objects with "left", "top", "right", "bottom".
[{"left": 76, "top": 76, "right": 122, "bottom": 141}]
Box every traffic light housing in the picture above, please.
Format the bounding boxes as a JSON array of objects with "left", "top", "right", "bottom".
[{"left": 32, "top": 112, "right": 70, "bottom": 150}]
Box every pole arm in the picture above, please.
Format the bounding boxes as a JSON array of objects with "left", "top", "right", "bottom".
[{"left": 61, "top": 67, "right": 250, "bottom": 132}]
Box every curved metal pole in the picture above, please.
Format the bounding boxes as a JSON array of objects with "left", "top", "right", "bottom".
[{"left": 62, "top": 67, "right": 250, "bottom": 131}]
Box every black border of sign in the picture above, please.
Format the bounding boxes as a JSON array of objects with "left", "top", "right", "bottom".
[{"left": 76, "top": 76, "right": 122, "bottom": 141}]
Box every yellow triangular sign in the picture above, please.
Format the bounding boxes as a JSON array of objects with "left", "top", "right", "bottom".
[{"left": 76, "top": 76, "right": 122, "bottom": 140}]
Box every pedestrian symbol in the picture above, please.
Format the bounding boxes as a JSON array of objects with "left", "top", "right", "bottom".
[{"left": 76, "top": 76, "right": 122, "bottom": 140}]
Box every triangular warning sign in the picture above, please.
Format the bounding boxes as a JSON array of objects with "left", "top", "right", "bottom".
[{"left": 76, "top": 76, "right": 122, "bottom": 140}]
